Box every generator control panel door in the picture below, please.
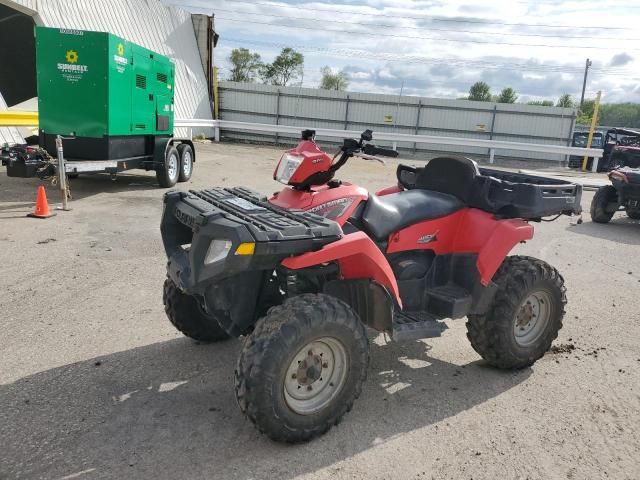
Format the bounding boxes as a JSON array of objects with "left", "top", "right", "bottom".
[{"left": 156, "top": 95, "right": 171, "bottom": 131}]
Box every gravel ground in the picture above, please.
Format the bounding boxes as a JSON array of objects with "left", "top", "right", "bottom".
[{"left": 1, "top": 142, "right": 639, "bottom": 480}]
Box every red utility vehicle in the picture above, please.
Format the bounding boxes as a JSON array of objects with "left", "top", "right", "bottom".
[{"left": 160, "top": 129, "right": 581, "bottom": 442}]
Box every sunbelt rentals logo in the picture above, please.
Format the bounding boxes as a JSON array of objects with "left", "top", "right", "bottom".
[
  {"left": 58, "top": 49, "right": 88, "bottom": 82},
  {"left": 113, "top": 43, "right": 128, "bottom": 73}
]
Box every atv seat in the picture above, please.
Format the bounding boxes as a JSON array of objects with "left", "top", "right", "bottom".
[{"left": 362, "top": 190, "right": 464, "bottom": 240}]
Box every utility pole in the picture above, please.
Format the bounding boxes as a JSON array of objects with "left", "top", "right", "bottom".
[{"left": 580, "top": 58, "right": 592, "bottom": 109}]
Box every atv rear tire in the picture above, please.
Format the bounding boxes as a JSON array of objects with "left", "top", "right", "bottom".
[
  {"left": 627, "top": 208, "right": 640, "bottom": 220},
  {"left": 466, "top": 256, "right": 566, "bottom": 369},
  {"left": 590, "top": 185, "right": 618, "bottom": 223},
  {"left": 234, "top": 293, "right": 368, "bottom": 443},
  {"left": 163, "top": 278, "right": 230, "bottom": 342}
]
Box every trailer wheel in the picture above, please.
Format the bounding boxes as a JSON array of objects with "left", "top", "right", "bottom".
[
  {"left": 177, "top": 144, "right": 194, "bottom": 183},
  {"left": 157, "top": 145, "right": 180, "bottom": 188},
  {"left": 235, "top": 294, "right": 369, "bottom": 442}
]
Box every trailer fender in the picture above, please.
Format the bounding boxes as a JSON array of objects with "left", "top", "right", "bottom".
[
  {"left": 281, "top": 231, "right": 402, "bottom": 308},
  {"left": 153, "top": 136, "right": 173, "bottom": 166}
]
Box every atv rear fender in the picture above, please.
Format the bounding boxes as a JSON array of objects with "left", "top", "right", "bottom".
[
  {"left": 476, "top": 218, "right": 534, "bottom": 286},
  {"left": 281, "top": 231, "right": 402, "bottom": 308}
]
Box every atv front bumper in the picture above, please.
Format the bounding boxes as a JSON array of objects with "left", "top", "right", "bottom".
[{"left": 160, "top": 187, "right": 342, "bottom": 294}]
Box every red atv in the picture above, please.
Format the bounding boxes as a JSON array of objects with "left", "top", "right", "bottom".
[{"left": 161, "top": 129, "right": 581, "bottom": 442}]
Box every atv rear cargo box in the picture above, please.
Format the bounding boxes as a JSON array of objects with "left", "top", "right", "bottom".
[{"left": 397, "top": 164, "right": 582, "bottom": 219}]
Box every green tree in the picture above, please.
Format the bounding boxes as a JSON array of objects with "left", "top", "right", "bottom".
[
  {"left": 497, "top": 87, "right": 517, "bottom": 103},
  {"left": 228, "top": 48, "right": 262, "bottom": 83},
  {"left": 261, "top": 48, "right": 304, "bottom": 86},
  {"left": 468, "top": 81, "right": 492, "bottom": 101},
  {"left": 599, "top": 103, "right": 640, "bottom": 127},
  {"left": 556, "top": 93, "right": 574, "bottom": 108},
  {"left": 319, "top": 66, "right": 349, "bottom": 91},
  {"left": 527, "top": 100, "right": 555, "bottom": 106},
  {"left": 577, "top": 99, "right": 598, "bottom": 125}
]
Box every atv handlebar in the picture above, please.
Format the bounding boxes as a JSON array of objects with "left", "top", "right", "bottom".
[
  {"left": 362, "top": 144, "right": 399, "bottom": 158},
  {"left": 330, "top": 130, "right": 398, "bottom": 171},
  {"left": 353, "top": 152, "right": 387, "bottom": 164}
]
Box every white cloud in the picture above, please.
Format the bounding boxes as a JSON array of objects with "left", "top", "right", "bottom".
[{"left": 172, "top": 0, "right": 640, "bottom": 102}]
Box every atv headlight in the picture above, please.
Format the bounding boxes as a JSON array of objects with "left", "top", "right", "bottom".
[
  {"left": 204, "top": 239, "right": 232, "bottom": 265},
  {"left": 275, "top": 153, "right": 302, "bottom": 184}
]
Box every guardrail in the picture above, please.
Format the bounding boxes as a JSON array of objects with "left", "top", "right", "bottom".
[
  {"left": 175, "top": 119, "right": 604, "bottom": 172},
  {"left": 1, "top": 114, "right": 604, "bottom": 171}
]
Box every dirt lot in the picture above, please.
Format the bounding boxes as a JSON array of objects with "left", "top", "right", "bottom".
[{"left": 1, "top": 142, "right": 639, "bottom": 480}]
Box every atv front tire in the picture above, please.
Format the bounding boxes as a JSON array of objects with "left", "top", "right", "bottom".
[
  {"left": 627, "top": 208, "right": 640, "bottom": 220},
  {"left": 163, "top": 278, "right": 230, "bottom": 342},
  {"left": 466, "top": 256, "right": 566, "bottom": 369},
  {"left": 234, "top": 294, "right": 369, "bottom": 443},
  {"left": 590, "top": 185, "right": 618, "bottom": 223}
]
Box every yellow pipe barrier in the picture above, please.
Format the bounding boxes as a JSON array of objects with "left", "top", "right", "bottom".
[
  {"left": 0, "top": 111, "right": 39, "bottom": 127},
  {"left": 582, "top": 90, "right": 602, "bottom": 172}
]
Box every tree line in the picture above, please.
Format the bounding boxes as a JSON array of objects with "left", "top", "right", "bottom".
[
  {"left": 228, "top": 47, "right": 348, "bottom": 90},
  {"left": 467, "top": 81, "right": 640, "bottom": 127}
]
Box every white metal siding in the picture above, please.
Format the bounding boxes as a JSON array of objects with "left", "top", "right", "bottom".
[
  {"left": 218, "top": 81, "right": 577, "bottom": 162},
  {"left": 0, "top": 91, "right": 24, "bottom": 145}
]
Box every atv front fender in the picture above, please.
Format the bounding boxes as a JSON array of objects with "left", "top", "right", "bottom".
[
  {"left": 477, "top": 219, "right": 534, "bottom": 286},
  {"left": 281, "top": 231, "right": 402, "bottom": 308}
]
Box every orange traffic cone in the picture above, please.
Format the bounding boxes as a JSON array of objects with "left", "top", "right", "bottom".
[{"left": 27, "top": 185, "right": 56, "bottom": 219}]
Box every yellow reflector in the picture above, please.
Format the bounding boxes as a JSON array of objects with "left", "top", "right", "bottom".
[{"left": 235, "top": 242, "right": 255, "bottom": 255}]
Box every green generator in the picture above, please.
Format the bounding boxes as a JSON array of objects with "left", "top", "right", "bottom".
[{"left": 35, "top": 26, "right": 195, "bottom": 187}]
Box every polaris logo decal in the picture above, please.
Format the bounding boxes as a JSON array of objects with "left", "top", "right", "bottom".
[
  {"left": 308, "top": 198, "right": 354, "bottom": 220},
  {"left": 174, "top": 207, "right": 195, "bottom": 229},
  {"left": 417, "top": 231, "right": 438, "bottom": 244}
]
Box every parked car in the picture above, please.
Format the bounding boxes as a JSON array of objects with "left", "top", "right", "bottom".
[{"left": 568, "top": 131, "right": 604, "bottom": 170}]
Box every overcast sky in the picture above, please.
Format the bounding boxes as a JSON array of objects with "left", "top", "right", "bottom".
[{"left": 169, "top": 0, "right": 640, "bottom": 103}]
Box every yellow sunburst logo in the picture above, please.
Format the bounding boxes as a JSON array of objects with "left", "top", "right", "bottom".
[
  {"left": 65, "top": 50, "right": 78, "bottom": 63},
  {"left": 117, "top": 43, "right": 124, "bottom": 56}
]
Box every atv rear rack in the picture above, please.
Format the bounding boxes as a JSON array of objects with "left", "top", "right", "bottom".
[{"left": 397, "top": 163, "right": 582, "bottom": 220}]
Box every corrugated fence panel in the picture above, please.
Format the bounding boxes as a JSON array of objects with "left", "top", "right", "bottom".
[{"left": 218, "top": 81, "right": 577, "bottom": 163}]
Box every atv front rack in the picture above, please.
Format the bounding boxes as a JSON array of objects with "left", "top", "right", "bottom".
[{"left": 161, "top": 187, "right": 342, "bottom": 293}]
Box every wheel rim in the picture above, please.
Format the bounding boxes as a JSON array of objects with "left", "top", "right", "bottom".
[
  {"left": 513, "top": 290, "right": 552, "bottom": 347},
  {"left": 167, "top": 153, "right": 178, "bottom": 180},
  {"left": 283, "top": 337, "right": 348, "bottom": 415},
  {"left": 182, "top": 150, "right": 192, "bottom": 177}
]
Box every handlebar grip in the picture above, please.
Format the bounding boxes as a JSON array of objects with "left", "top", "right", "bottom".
[{"left": 373, "top": 147, "right": 399, "bottom": 158}]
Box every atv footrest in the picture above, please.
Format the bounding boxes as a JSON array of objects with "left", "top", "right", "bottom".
[
  {"left": 425, "top": 285, "right": 472, "bottom": 319},
  {"left": 392, "top": 311, "right": 448, "bottom": 341}
]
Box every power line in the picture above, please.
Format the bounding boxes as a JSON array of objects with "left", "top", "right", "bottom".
[
  {"left": 209, "top": 7, "right": 639, "bottom": 41},
  {"left": 215, "top": 16, "right": 640, "bottom": 51},
  {"left": 206, "top": 0, "right": 637, "bottom": 31}
]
